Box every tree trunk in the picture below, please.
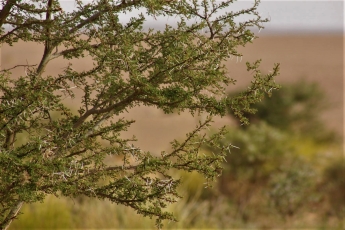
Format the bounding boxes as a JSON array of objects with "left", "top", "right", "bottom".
[{"left": 1, "top": 201, "right": 24, "bottom": 230}]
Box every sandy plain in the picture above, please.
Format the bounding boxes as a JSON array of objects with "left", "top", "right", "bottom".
[{"left": 1, "top": 34, "right": 343, "bottom": 152}]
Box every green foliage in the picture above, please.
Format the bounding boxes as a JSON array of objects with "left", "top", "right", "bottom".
[
  {"left": 210, "top": 126, "right": 338, "bottom": 227},
  {"left": 0, "top": 0, "right": 279, "bottom": 228},
  {"left": 209, "top": 122, "right": 294, "bottom": 222},
  {"left": 228, "top": 80, "right": 330, "bottom": 136},
  {"left": 219, "top": 122, "right": 288, "bottom": 186},
  {"left": 229, "top": 60, "right": 280, "bottom": 125},
  {"left": 205, "top": 80, "right": 343, "bottom": 227},
  {"left": 268, "top": 157, "right": 316, "bottom": 220}
]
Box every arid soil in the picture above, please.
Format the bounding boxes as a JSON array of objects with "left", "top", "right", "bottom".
[{"left": 1, "top": 34, "right": 343, "bottom": 152}]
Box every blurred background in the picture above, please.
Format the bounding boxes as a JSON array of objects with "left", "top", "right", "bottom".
[{"left": 2, "top": 0, "right": 344, "bottom": 229}]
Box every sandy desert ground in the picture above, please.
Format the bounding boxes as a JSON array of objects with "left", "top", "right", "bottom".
[{"left": 1, "top": 34, "right": 343, "bottom": 152}]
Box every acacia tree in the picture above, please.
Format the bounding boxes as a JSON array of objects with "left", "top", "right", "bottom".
[{"left": 0, "top": 0, "right": 279, "bottom": 228}]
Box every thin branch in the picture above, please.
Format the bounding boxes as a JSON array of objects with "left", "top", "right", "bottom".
[
  {"left": 165, "top": 117, "right": 212, "bottom": 159},
  {"left": 0, "top": 64, "right": 37, "bottom": 73},
  {"left": 13, "top": 2, "right": 62, "bottom": 14},
  {"left": 36, "top": 0, "right": 54, "bottom": 75},
  {"left": 68, "top": 0, "right": 142, "bottom": 34},
  {"left": 72, "top": 88, "right": 137, "bottom": 130},
  {"left": 51, "top": 43, "right": 101, "bottom": 59}
]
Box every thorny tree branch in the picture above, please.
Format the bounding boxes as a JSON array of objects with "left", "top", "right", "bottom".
[
  {"left": 0, "top": 0, "right": 279, "bottom": 228},
  {"left": 0, "top": 64, "right": 37, "bottom": 73}
]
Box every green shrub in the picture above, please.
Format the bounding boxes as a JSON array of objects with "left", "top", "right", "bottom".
[
  {"left": 268, "top": 157, "right": 316, "bottom": 220},
  {"left": 228, "top": 80, "right": 335, "bottom": 141}
]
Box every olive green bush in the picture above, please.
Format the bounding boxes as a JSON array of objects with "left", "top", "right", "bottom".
[
  {"left": 228, "top": 80, "right": 335, "bottom": 141},
  {"left": 268, "top": 157, "right": 316, "bottom": 220},
  {"left": 204, "top": 80, "right": 343, "bottom": 227}
]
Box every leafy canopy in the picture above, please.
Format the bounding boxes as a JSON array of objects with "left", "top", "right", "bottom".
[{"left": 0, "top": 0, "right": 279, "bottom": 228}]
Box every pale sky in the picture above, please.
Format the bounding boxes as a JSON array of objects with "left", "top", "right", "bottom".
[
  {"left": 254, "top": 1, "right": 344, "bottom": 34},
  {"left": 59, "top": 1, "right": 344, "bottom": 34}
]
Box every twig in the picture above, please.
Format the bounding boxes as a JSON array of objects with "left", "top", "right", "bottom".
[{"left": 0, "top": 64, "right": 37, "bottom": 73}]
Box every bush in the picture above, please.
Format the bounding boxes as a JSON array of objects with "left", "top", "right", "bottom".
[
  {"left": 211, "top": 122, "right": 311, "bottom": 223},
  {"left": 268, "top": 157, "right": 316, "bottom": 220},
  {"left": 202, "top": 80, "right": 342, "bottom": 227},
  {"left": 228, "top": 80, "right": 335, "bottom": 141},
  {"left": 320, "top": 157, "right": 345, "bottom": 221}
]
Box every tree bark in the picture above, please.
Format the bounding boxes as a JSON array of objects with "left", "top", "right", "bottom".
[{"left": 1, "top": 201, "right": 24, "bottom": 230}]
